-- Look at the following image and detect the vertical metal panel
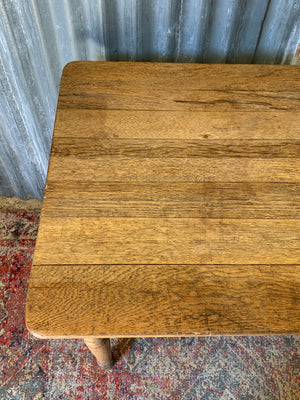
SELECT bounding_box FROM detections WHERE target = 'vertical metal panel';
[254,0,300,64]
[0,0,299,200]
[201,0,270,63]
[174,0,211,62]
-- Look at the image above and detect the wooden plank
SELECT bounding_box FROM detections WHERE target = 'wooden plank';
[58,90,299,112]
[33,218,300,265]
[60,62,300,93]
[43,182,300,219]
[26,264,300,338]
[51,138,300,158]
[47,157,300,182]
[54,110,300,140]
[26,63,300,339]
[57,63,300,111]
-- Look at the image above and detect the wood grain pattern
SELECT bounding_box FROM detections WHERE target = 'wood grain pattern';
[57,63,300,111]
[58,91,299,112]
[47,157,300,182]
[51,138,300,158]
[54,110,300,139]
[26,62,300,339]
[60,62,300,93]
[42,182,300,219]
[33,217,300,265]
[26,264,300,338]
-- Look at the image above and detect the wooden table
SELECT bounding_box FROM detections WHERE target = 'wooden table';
[26,62,300,370]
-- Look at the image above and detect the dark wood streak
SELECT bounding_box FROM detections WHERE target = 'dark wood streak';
[58,91,300,111]
[173,100,290,111]
[51,138,300,158]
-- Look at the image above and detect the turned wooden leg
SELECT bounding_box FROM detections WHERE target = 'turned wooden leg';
[84,338,113,370]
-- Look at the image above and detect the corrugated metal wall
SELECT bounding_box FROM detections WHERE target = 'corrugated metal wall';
[0,0,299,200]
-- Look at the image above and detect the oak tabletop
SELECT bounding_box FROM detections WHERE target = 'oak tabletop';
[26,62,300,338]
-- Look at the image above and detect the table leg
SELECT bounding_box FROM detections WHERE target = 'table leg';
[84,338,113,370]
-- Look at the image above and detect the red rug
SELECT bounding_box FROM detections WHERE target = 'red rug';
[0,210,299,399]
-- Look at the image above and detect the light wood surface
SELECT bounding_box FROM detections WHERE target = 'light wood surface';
[33,218,300,265]
[84,338,113,370]
[27,264,299,337]
[26,62,300,339]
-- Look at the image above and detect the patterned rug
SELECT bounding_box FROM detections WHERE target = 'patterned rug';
[0,210,299,400]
